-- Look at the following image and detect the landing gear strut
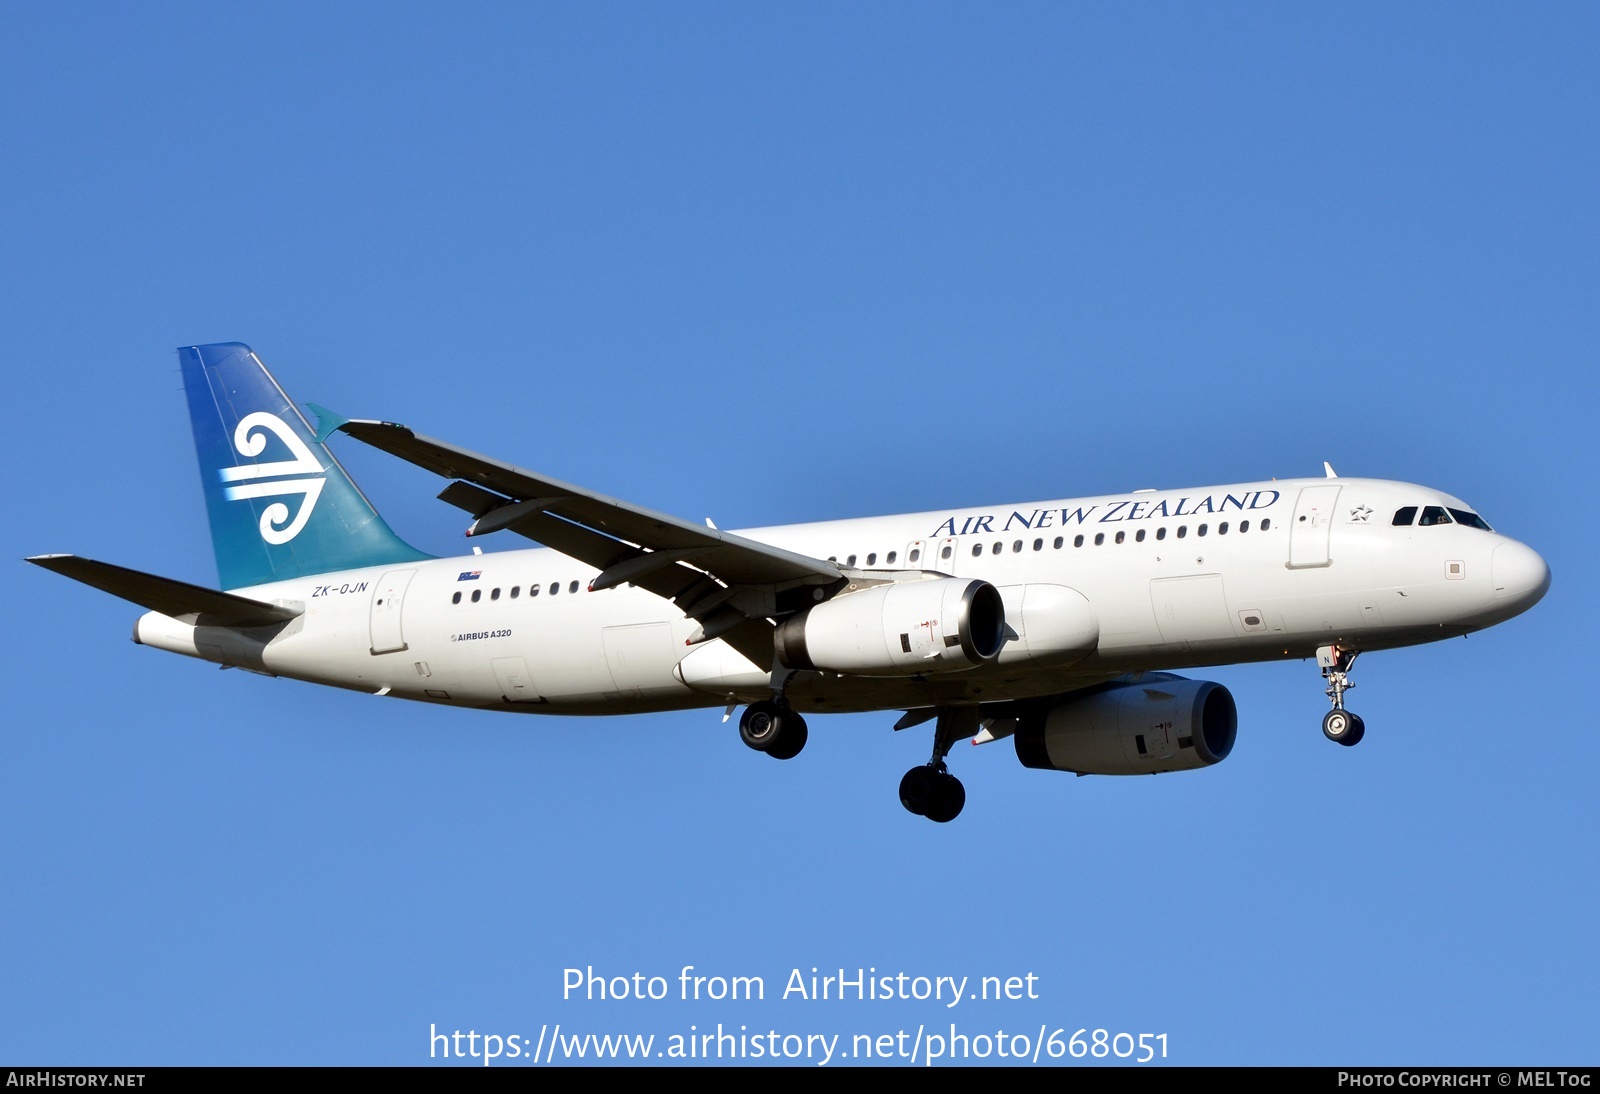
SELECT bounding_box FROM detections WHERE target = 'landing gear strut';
[899,707,977,823]
[1318,645,1365,747]
[739,699,808,760]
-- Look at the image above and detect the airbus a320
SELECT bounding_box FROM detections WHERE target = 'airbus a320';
[29,344,1551,822]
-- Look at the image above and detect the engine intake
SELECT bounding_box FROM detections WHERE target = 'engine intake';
[1014,675,1236,775]
[774,577,1005,676]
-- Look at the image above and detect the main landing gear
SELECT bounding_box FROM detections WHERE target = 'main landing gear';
[738,698,808,760]
[899,763,965,824]
[1318,644,1365,747]
[899,707,977,823]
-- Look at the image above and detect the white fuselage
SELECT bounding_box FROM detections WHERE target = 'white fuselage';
[132,477,1549,717]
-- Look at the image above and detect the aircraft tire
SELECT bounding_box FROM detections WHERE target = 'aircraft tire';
[766,716,808,760]
[924,774,966,824]
[739,700,784,752]
[1322,708,1364,746]
[1341,713,1366,747]
[899,765,938,816]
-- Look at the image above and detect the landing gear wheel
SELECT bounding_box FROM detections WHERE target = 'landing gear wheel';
[1323,708,1365,747]
[899,765,939,816]
[739,700,783,752]
[739,701,807,758]
[899,766,965,822]
[1341,713,1365,747]
[765,715,808,760]
[924,773,966,823]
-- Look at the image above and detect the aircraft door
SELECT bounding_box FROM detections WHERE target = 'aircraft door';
[931,537,959,575]
[1288,486,1342,569]
[369,569,417,654]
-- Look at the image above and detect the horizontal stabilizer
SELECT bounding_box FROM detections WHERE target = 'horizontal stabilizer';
[26,555,303,628]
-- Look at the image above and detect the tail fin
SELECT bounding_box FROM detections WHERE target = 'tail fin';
[179,342,432,590]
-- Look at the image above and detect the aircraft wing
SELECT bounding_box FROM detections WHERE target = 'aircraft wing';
[320,413,845,663]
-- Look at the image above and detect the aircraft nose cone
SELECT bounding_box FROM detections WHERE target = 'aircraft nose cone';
[1492,540,1551,610]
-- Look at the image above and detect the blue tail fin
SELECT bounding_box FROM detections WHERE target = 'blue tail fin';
[179,342,432,590]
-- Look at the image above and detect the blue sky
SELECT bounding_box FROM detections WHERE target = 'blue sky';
[2,3,1595,1066]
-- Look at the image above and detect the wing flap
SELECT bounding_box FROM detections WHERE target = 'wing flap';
[435,482,714,606]
[27,555,302,628]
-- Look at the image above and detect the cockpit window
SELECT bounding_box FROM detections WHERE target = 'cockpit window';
[1418,506,1453,527]
[1392,506,1417,526]
[1447,508,1493,531]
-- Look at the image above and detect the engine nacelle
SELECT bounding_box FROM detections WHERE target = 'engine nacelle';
[774,577,1005,676]
[1014,674,1236,775]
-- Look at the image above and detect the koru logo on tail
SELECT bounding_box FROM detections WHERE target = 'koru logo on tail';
[218,412,325,544]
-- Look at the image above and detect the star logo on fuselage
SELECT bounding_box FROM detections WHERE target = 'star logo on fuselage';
[1349,505,1373,523]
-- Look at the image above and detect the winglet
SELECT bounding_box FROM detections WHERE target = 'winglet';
[306,402,351,444]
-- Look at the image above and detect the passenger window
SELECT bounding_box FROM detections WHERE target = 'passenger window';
[1073,534,1084,547]
[971,544,983,557]
[570,580,580,593]
[1033,538,1043,552]
[530,584,540,597]
[1260,519,1271,531]
[1240,520,1250,533]
[1177,526,1187,539]
[940,545,952,560]
[452,591,461,605]
[827,555,837,563]
[1418,506,1452,526]
[549,583,559,595]
[471,589,482,603]
[1115,531,1125,544]
[908,549,920,562]
[1094,533,1105,546]
[1012,540,1023,553]
[1136,529,1146,542]
[887,551,898,564]
[992,542,1002,555]
[1393,506,1418,526]
[1218,522,1229,534]
[1197,524,1208,537]
[510,586,520,599]
[1156,527,1167,541]
[491,587,501,600]
[866,553,877,566]
[847,554,857,566]
[1053,536,1063,549]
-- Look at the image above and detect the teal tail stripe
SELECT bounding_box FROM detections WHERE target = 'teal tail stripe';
[179,343,433,590]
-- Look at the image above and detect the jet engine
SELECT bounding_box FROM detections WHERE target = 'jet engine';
[1013,674,1236,775]
[774,577,1005,676]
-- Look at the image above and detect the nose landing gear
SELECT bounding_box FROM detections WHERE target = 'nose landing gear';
[899,707,978,823]
[1318,645,1365,747]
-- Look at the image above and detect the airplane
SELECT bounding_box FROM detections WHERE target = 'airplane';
[28,343,1551,823]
